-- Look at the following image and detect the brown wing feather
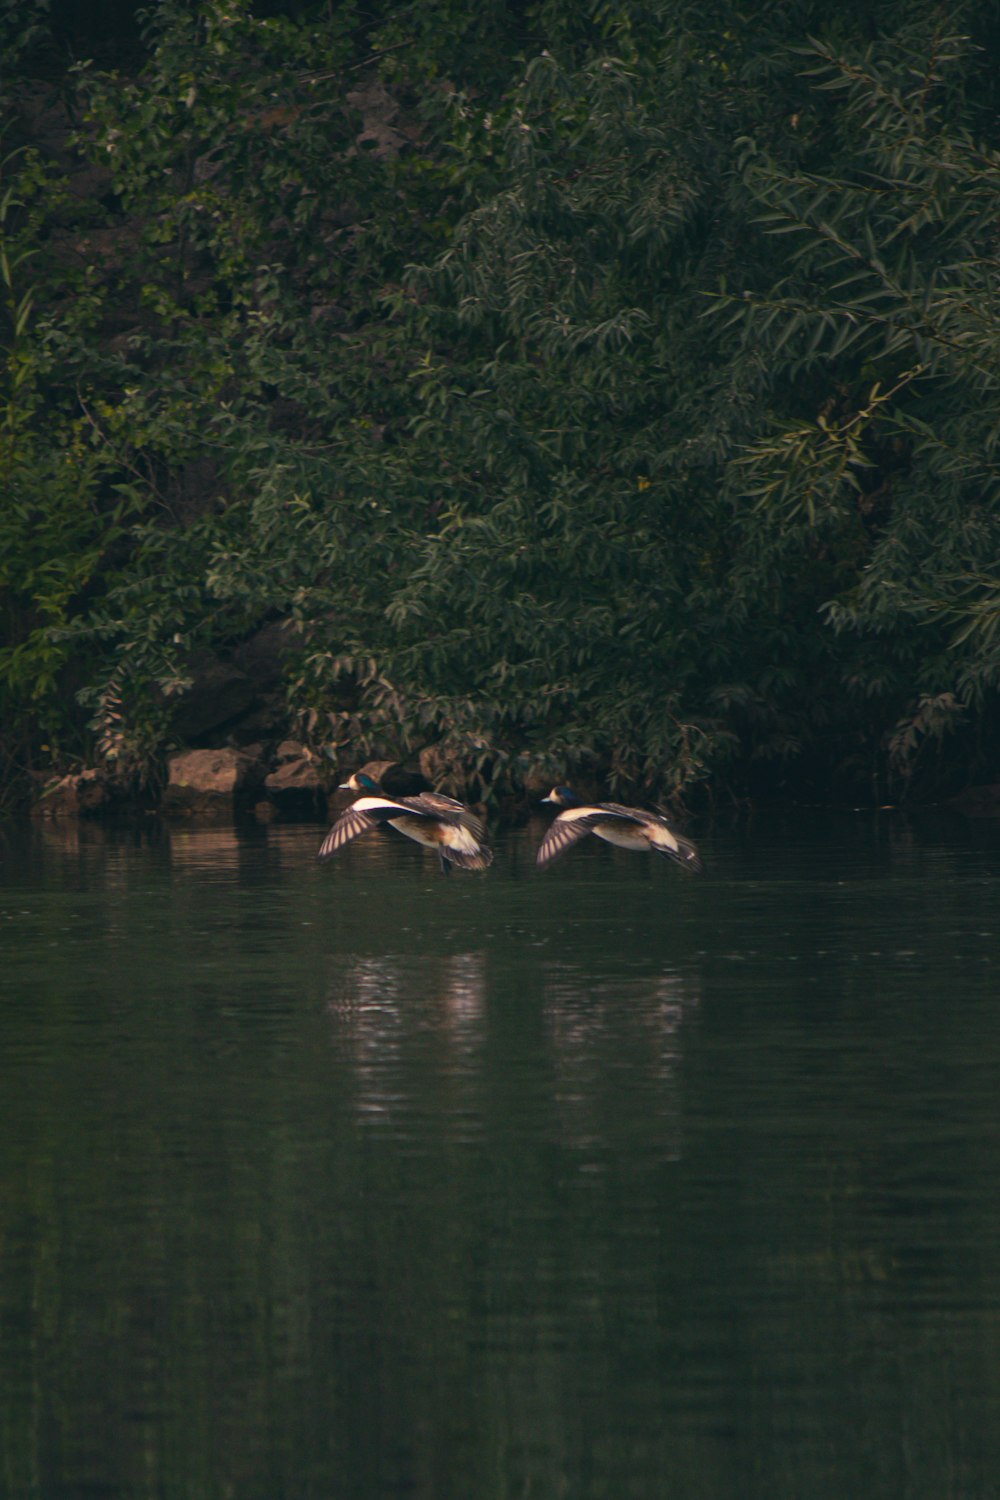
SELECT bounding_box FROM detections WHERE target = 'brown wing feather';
[317,803,383,859]
[409,791,465,812]
[599,804,644,828]
[535,807,613,868]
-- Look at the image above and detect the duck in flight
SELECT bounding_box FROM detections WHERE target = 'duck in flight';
[536,786,703,874]
[318,771,493,874]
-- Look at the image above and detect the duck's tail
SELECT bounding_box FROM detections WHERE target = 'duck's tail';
[656,832,703,875]
[442,846,494,871]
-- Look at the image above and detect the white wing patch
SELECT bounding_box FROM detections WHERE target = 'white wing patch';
[351,795,406,815]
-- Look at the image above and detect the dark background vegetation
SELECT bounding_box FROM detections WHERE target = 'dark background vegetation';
[3,0,1000,810]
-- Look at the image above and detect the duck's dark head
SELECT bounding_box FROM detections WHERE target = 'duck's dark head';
[339,771,381,793]
[541,785,578,807]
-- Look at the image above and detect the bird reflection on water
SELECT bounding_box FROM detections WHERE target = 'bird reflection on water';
[324,943,699,1160]
[326,952,489,1125]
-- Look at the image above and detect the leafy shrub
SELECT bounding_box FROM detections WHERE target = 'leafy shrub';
[3,0,1000,807]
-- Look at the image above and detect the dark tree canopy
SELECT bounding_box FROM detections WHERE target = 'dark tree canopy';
[3,0,1000,808]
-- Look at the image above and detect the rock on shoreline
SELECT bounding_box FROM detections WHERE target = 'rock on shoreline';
[25,745,438,822]
[161,747,267,818]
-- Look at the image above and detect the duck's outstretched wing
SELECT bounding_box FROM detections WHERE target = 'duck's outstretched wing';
[317,795,405,859]
[535,805,627,868]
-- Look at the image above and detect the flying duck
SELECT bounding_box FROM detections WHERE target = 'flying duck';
[318,771,493,874]
[536,786,704,873]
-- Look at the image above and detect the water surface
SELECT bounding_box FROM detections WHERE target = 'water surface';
[3,810,1000,1498]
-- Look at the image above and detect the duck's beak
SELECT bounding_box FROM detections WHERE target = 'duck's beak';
[338,780,353,790]
[540,795,553,804]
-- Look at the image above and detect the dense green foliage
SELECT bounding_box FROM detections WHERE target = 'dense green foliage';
[3,0,1000,806]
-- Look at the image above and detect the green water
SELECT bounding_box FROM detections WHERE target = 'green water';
[3,810,1000,1499]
